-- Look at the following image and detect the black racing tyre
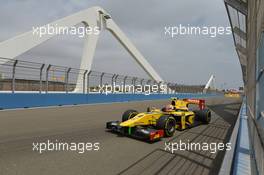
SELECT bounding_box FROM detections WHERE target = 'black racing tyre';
[122,109,139,122]
[194,109,211,124]
[156,115,176,137]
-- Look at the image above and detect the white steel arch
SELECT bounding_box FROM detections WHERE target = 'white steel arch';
[203,75,215,93]
[0,6,163,93]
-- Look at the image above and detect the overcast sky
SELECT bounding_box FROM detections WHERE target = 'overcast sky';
[0,0,243,89]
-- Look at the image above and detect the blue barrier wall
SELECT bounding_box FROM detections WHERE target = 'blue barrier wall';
[0,93,220,110]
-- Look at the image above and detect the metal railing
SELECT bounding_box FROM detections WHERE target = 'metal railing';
[0,57,208,94]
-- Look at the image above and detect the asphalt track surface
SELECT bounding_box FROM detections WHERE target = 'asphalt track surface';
[0,97,241,175]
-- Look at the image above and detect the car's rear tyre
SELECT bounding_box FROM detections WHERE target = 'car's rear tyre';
[194,109,211,124]
[122,109,139,122]
[156,115,176,137]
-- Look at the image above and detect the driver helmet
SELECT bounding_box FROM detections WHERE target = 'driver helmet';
[164,104,174,111]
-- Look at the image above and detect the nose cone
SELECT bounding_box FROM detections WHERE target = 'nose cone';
[120,119,135,127]
[120,121,129,127]
[119,113,144,127]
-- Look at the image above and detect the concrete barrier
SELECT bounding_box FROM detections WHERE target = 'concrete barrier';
[0,93,221,110]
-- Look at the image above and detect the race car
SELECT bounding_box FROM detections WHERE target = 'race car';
[106,98,211,142]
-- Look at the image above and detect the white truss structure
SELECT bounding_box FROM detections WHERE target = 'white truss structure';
[0,6,163,93]
[203,75,215,93]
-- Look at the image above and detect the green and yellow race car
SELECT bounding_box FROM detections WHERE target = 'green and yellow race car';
[106,98,211,142]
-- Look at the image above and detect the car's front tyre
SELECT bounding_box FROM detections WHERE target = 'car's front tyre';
[156,115,176,137]
[122,109,139,122]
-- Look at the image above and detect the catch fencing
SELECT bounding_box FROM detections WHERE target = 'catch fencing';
[0,57,208,94]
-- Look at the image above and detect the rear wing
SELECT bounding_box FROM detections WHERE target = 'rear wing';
[182,99,205,110]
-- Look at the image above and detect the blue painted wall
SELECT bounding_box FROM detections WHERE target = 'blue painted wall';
[0,93,220,110]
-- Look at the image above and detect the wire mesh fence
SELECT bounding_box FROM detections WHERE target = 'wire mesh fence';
[0,57,208,94]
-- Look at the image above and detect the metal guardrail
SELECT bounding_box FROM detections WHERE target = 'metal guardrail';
[232,101,251,175]
[219,100,243,175]
[0,57,209,94]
